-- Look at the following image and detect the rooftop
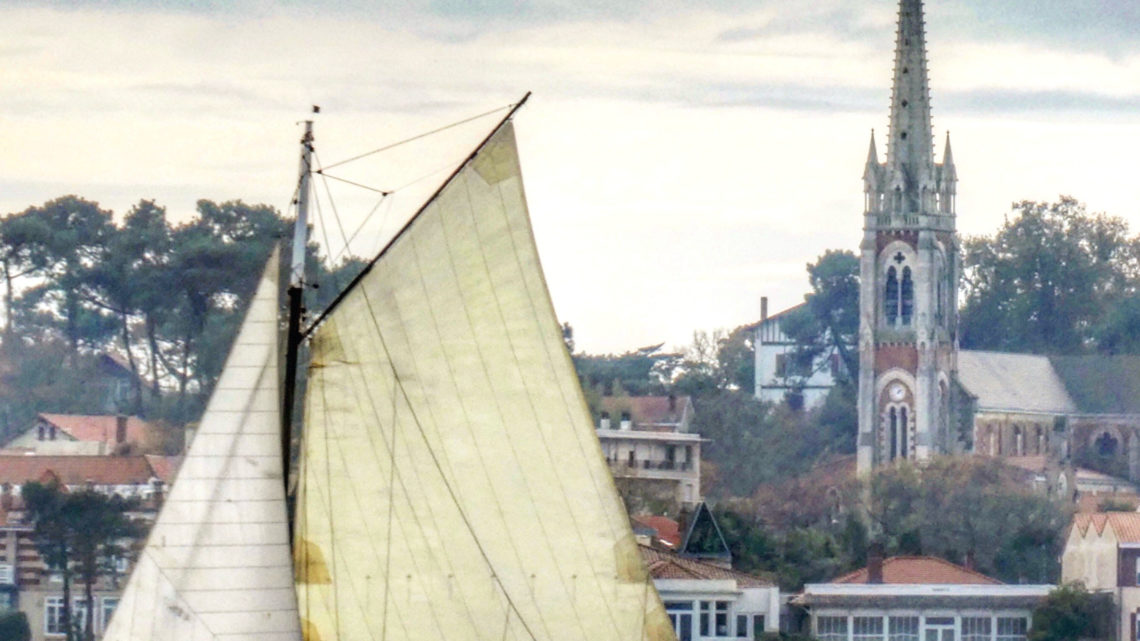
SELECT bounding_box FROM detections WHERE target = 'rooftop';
[958,350,1076,414]
[37,413,154,446]
[640,545,773,587]
[1071,512,1140,543]
[0,455,158,487]
[830,556,1002,585]
[599,395,693,431]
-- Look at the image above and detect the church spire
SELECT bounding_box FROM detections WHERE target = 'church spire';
[886,0,935,206]
[863,129,880,182]
[941,131,956,180]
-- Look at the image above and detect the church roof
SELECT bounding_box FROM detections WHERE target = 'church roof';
[830,556,1002,585]
[958,350,1076,414]
[1049,355,1140,414]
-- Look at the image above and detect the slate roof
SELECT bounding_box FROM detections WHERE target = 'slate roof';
[599,396,692,430]
[957,350,1076,414]
[38,413,153,445]
[0,455,157,486]
[640,545,773,587]
[1071,512,1140,543]
[830,556,1002,585]
[1050,355,1140,414]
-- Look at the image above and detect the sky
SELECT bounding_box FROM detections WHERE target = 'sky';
[3,0,1140,354]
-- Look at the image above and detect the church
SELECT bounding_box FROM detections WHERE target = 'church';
[854,0,962,475]
[754,0,1140,494]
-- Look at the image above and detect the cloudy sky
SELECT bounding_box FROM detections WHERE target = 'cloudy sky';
[3,0,1140,354]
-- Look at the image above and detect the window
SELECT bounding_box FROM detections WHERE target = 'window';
[1135,557,1140,586]
[0,564,12,584]
[961,617,991,641]
[715,601,730,637]
[73,598,89,636]
[700,601,711,636]
[666,602,694,641]
[738,615,748,638]
[854,616,885,641]
[753,615,766,639]
[0,591,12,612]
[819,616,849,641]
[996,618,1027,641]
[45,596,65,636]
[889,616,919,641]
[900,267,913,325]
[101,597,120,633]
[883,260,914,327]
[886,267,899,324]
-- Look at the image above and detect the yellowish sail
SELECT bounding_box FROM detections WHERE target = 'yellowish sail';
[295,120,674,641]
[104,252,301,641]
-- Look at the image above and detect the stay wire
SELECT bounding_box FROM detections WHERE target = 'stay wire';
[319,103,513,171]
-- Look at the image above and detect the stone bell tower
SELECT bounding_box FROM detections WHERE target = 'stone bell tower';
[856,0,960,474]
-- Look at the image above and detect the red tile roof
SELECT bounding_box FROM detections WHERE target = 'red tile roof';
[39,414,152,446]
[0,455,157,486]
[144,455,182,484]
[639,545,773,587]
[632,515,682,548]
[831,556,1002,585]
[1071,512,1140,543]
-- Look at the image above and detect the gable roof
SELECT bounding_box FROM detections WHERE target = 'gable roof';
[958,350,1076,414]
[1050,355,1140,414]
[830,556,1002,585]
[640,545,773,587]
[37,413,152,446]
[1071,512,1140,543]
[0,455,157,486]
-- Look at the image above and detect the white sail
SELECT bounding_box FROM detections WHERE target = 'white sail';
[104,252,301,641]
[294,120,675,641]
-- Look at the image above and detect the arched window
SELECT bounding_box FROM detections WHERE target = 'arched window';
[1014,426,1024,456]
[1095,432,1119,457]
[899,407,908,458]
[885,267,899,324]
[889,408,898,460]
[900,267,914,325]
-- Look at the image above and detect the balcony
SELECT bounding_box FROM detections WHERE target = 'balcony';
[608,458,697,481]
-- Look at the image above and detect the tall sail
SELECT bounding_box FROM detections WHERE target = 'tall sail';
[104,252,301,641]
[295,119,674,641]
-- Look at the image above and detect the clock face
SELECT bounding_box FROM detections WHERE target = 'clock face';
[889,383,906,401]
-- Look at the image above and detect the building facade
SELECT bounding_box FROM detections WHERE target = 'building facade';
[798,557,1049,641]
[855,0,962,475]
[1062,512,1140,641]
[753,300,845,409]
[597,395,702,509]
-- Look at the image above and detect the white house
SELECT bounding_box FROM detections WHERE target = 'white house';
[752,300,845,409]
[1061,511,1140,641]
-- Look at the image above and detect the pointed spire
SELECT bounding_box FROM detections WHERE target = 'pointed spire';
[863,129,880,183]
[941,130,956,180]
[886,0,935,207]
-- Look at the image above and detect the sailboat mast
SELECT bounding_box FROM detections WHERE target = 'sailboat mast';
[282,115,314,504]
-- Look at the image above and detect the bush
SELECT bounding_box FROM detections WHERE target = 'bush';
[0,611,31,641]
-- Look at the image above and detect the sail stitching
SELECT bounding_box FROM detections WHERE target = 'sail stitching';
[458,173,625,640]
[341,228,542,641]
[354,255,532,641]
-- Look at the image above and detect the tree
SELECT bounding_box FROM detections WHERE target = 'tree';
[1029,582,1114,641]
[66,490,136,641]
[961,197,1140,354]
[23,479,76,641]
[780,250,860,388]
[0,611,30,641]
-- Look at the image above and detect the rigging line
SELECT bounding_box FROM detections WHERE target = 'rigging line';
[330,326,484,641]
[330,322,475,641]
[320,103,514,171]
[448,178,596,641]
[400,219,557,641]
[316,367,344,641]
[486,166,637,608]
[314,170,392,196]
[352,263,540,641]
[301,91,531,340]
[328,191,390,268]
[311,190,340,298]
[313,151,355,262]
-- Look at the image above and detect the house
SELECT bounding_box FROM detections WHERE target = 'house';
[597,395,702,509]
[643,545,780,641]
[752,299,845,409]
[3,414,155,456]
[0,455,172,641]
[1061,511,1140,641]
[797,555,1051,641]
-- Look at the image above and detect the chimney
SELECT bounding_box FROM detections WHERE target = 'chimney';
[116,415,128,445]
[761,296,769,322]
[151,479,165,508]
[620,411,632,431]
[867,543,884,584]
[599,412,611,431]
[964,550,976,571]
[668,394,677,412]
[0,484,11,511]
